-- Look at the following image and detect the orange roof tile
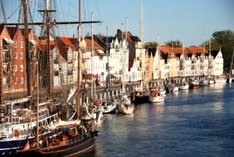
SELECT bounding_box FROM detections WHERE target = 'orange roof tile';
[186,46,208,54]
[85,38,104,51]
[160,45,172,54]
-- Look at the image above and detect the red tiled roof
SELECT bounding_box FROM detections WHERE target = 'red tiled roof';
[159,45,208,56]
[38,39,56,47]
[160,45,172,54]
[186,46,208,54]
[85,38,104,51]
[57,36,76,51]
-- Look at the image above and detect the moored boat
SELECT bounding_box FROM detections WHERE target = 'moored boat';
[0,99,60,157]
[131,87,149,104]
[117,93,134,115]
[100,98,117,114]
[178,82,189,90]
[189,79,199,89]
[199,79,209,86]
[148,87,164,103]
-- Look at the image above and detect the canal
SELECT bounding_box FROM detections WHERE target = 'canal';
[81,83,234,157]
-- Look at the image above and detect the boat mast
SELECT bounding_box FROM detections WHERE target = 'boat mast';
[45,0,53,99]
[140,0,145,88]
[106,26,110,89]
[77,0,82,119]
[22,0,32,98]
[91,12,94,99]
[36,58,40,149]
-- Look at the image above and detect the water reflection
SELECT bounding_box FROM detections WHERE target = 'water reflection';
[212,102,223,113]
[80,83,234,157]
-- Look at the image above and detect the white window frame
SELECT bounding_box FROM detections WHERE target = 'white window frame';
[20,65,24,72]
[20,77,24,84]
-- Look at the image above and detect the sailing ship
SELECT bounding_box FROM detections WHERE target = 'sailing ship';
[0,0,62,156]
[0,0,99,156]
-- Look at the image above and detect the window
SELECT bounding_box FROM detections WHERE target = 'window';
[14,77,18,84]
[14,65,17,72]
[20,77,24,84]
[20,41,24,48]
[20,65,24,72]
[14,41,17,48]
[20,52,23,59]
[14,52,17,59]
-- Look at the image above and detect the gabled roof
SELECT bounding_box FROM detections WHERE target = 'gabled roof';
[55,36,77,61]
[160,45,172,54]
[186,46,208,54]
[173,47,184,54]
[56,36,76,51]
[84,38,104,51]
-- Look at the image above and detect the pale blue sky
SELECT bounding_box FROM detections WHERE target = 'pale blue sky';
[2,0,234,46]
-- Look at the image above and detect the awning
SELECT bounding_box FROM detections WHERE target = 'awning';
[3,38,13,44]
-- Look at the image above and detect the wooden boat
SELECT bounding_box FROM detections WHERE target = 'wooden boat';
[0,98,61,156]
[16,118,96,157]
[0,1,65,155]
[16,0,99,156]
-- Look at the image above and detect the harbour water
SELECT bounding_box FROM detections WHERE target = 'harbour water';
[82,83,234,157]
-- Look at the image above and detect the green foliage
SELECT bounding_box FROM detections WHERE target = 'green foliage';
[165,40,182,47]
[201,39,220,51]
[211,29,234,68]
[145,41,158,48]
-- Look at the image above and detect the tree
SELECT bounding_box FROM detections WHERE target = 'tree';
[211,29,234,70]
[145,41,158,48]
[201,39,220,52]
[165,40,182,47]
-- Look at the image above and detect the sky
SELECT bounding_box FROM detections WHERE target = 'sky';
[2,0,234,46]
